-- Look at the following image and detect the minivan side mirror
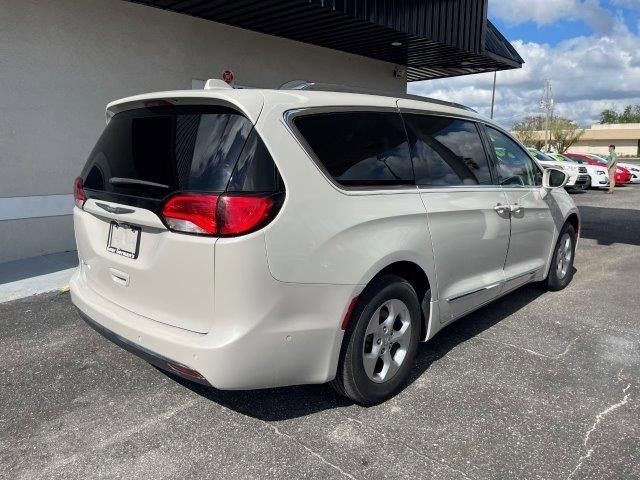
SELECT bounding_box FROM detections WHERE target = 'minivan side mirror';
[542,168,568,190]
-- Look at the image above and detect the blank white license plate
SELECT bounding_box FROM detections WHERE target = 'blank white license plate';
[107,222,141,259]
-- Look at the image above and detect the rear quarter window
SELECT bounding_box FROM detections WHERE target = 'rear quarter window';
[226,130,284,193]
[292,111,414,187]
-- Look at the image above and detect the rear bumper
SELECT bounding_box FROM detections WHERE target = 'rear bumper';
[70,270,356,390]
[616,174,632,184]
[570,175,590,189]
[78,308,211,386]
[593,175,609,186]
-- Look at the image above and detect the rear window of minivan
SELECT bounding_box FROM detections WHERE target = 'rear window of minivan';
[82,105,282,206]
[293,111,413,187]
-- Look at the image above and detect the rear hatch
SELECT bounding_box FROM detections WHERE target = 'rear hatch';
[75,101,282,333]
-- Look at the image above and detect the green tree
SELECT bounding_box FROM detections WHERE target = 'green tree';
[599,109,619,124]
[599,104,640,124]
[551,118,584,153]
[512,115,545,149]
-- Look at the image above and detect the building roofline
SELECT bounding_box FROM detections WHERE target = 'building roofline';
[125,0,523,82]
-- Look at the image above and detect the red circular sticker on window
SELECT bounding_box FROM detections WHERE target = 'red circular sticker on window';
[222,69,234,84]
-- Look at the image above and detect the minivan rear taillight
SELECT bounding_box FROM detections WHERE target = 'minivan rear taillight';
[161,193,277,236]
[162,194,219,234]
[217,194,275,235]
[74,177,86,209]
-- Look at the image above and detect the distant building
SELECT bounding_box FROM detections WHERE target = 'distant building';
[519,124,640,156]
[568,124,640,156]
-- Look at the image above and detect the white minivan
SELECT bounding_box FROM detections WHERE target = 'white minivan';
[71,82,579,404]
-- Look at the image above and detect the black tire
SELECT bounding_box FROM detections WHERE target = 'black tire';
[544,223,577,291]
[331,275,421,405]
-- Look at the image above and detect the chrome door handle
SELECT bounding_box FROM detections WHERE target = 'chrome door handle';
[510,204,524,214]
[494,204,508,214]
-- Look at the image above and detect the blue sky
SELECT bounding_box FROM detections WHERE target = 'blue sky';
[490,18,594,46]
[409,0,640,127]
[491,0,640,45]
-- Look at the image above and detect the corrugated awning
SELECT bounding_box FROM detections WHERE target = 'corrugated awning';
[126,0,523,82]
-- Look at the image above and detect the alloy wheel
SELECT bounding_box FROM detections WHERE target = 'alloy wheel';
[556,233,573,279]
[362,299,412,383]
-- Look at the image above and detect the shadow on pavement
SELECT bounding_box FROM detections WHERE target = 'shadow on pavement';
[409,285,545,384]
[167,284,546,420]
[166,371,352,420]
[578,205,640,246]
[0,251,77,285]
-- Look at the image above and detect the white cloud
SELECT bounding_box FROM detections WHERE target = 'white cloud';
[611,0,640,7]
[408,27,640,128]
[489,0,615,33]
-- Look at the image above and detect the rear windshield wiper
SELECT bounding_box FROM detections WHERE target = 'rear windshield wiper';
[109,177,170,189]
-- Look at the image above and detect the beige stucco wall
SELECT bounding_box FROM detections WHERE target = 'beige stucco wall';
[568,139,639,156]
[0,0,406,263]
[519,124,640,157]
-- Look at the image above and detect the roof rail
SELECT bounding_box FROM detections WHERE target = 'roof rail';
[278,80,477,113]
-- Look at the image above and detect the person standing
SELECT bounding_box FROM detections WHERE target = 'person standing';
[605,144,618,194]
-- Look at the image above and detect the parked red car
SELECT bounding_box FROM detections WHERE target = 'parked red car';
[565,153,632,185]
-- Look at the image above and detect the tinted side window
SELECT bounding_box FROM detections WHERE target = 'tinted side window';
[293,111,413,187]
[226,130,284,193]
[404,114,492,186]
[485,127,541,187]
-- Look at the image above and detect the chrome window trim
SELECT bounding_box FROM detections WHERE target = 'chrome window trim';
[499,186,544,193]
[416,185,506,193]
[397,107,483,124]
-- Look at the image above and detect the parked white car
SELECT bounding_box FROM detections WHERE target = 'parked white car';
[527,148,590,190]
[548,153,609,189]
[587,154,640,183]
[70,82,580,404]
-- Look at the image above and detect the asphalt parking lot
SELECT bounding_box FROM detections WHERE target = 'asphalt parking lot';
[2,180,639,480]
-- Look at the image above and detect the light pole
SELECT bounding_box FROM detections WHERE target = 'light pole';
[540,79,554,151]
[490,71,497,119]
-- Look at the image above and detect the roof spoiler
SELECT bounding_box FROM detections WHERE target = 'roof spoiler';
[204,79,233,90]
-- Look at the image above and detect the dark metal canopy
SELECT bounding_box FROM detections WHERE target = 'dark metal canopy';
[127,0,523,82]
